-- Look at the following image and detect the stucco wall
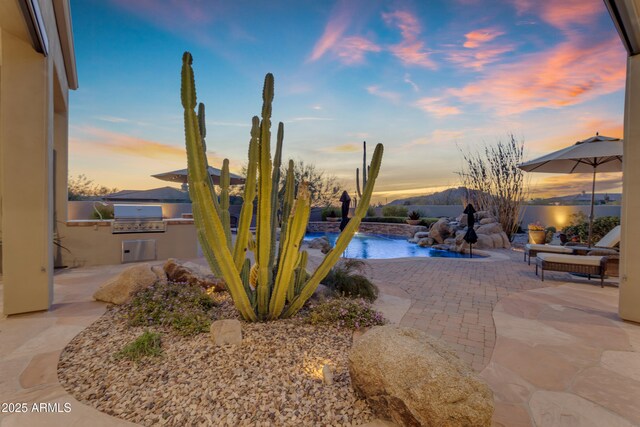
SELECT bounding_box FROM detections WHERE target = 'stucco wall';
[307,221,428,238]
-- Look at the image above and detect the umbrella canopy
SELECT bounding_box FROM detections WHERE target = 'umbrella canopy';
[152,166,245,186]
[518,134,623,246]
[518,134,622,173]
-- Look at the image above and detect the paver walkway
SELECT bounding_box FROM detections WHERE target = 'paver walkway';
[362,249,589,371]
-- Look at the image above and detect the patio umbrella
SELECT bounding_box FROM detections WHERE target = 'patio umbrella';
[339,190,351,232]
[463,203,478,258]
[152,166,245,190]
[518,133,623,246]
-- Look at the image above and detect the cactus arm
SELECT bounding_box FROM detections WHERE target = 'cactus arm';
[255,73,275,318]
[356,167,362,198]
[268,122,284,272]
[276,159,295,267]
[282,143,383,318]
[181,52,256,322]
[294,250,308,296]
[220,159,232,249]
[362,140,367,188]
[233,117,260,270]
[197,103,206,142]
[269,183,311,319]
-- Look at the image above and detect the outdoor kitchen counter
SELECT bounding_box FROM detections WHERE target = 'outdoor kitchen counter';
[65,219,195,226]
[59,220,198,268]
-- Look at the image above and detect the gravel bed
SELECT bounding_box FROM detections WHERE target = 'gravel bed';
[58,295,374,426]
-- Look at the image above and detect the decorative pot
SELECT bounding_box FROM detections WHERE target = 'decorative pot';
[528,230,546,244]
[406,219,421,225]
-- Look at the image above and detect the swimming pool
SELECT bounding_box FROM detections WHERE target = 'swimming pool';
[304,232,478,260]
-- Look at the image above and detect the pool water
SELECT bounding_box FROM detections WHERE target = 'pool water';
[304,232,480,260]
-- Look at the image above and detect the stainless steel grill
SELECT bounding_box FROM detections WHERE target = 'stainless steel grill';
[112,204,166,234]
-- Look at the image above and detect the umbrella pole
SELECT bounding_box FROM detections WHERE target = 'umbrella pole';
[588,166,597,248]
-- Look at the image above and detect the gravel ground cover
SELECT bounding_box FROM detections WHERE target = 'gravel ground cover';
[58,293,375,426]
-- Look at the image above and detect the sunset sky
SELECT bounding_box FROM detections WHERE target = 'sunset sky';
[69,0,627,203]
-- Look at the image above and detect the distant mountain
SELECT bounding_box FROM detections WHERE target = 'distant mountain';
[389,187,475,206]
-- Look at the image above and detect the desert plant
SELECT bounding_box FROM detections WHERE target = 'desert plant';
[321,206,340,220]
[528,222,545,231]
[408,210,421,220]
[457,134,529,239]
[382,205,408,217]
[544,226,556,243]
[115,331,163,362]
[366,206,376,217]
[181,53,383,321]
[307,297,386,329]
[90,204,114,220]
[356,141,370,201]
[127,281,217,336]
[562,215,619,244]
[321,259,378,302]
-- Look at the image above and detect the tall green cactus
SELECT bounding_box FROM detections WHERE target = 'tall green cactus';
[356,140,370,200]
[181,52,383,321]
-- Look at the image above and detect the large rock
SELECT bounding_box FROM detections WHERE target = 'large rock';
[93,263,157,305]
[414,231,430,239]
[479,217,496,225]
[349,326,493,426]
[210,319,242,346]
[429,218,451,244]
[417,237,434,247]
[475,234,494,249]
[151,265,168,286]
[307,236,331,254]
[490,233,504,248]
[476,223,502,235]
[163,259,226,291]
[500,231,511,249]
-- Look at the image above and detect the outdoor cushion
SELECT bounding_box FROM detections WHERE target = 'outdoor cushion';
[596,225,621,248]
[525,244,574,254]
[536,253,604,267]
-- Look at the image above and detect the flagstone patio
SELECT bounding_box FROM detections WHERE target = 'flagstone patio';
[0,249,636,426]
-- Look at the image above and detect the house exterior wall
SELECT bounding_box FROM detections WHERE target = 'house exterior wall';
[619,52,640,322]
[0,0,75,315]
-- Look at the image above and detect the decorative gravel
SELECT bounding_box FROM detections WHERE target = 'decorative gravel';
[58,294,375,426]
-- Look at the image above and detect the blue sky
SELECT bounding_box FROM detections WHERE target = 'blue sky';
[69,0,627,202]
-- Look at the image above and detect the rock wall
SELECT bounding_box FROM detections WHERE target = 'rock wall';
[307,221,428,238]
[409,211,511,252]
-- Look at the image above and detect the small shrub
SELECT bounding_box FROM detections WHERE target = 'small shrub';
[366,206,376,217]
[544,226,556,244]
[382,205,408,217]
[321,206,340,220]
[307,297,387,329]
[90,204,114,220]
[562,215,619,244]
[115,331,162,361]
[408,210,421,220]
[322,259,378,301]
[126,281,218,336]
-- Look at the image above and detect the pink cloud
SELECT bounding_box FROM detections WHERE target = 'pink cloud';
[70,126,223,163]
[414,97,461,117]
[463,28,505,48]
[335,36,382,64]
[448,45,514,70]
[309,8,352,62]
[382,10,436,68]
[448,36,626,115]
[511,0,603,30]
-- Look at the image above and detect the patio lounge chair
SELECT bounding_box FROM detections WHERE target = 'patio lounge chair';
[524,225,621,264]
[535,252,617,287]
